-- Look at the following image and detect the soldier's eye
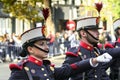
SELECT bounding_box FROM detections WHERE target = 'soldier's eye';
[39,42,45,46]
[37,41,49,46]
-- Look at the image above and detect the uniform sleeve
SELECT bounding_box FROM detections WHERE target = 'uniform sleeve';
[8,69,28,80]
[54,59,93,80]
[101,47,120,58]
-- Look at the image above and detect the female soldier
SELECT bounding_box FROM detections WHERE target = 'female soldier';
[8,27,112,80]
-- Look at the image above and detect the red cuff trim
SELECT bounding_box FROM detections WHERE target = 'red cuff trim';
[70,64,78,70]
[66,52,78,57]
[104,43,114,48]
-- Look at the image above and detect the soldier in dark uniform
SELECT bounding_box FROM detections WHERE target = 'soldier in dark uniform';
[62,17,120,80]
[104,18,120,80]
[8,27,112,80]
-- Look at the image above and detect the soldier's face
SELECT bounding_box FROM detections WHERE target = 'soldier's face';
[86,29,99,44]
[28,40,49,60]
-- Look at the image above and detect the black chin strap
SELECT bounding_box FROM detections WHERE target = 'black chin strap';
[84,29,99,41]
[33,45,49,53]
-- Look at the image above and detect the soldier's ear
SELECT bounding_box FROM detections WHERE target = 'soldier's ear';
[80,30,86,37]
[27,46,34,54]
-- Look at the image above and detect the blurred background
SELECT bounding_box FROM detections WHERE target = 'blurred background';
[0,0,120,79]
[0,0,119,63]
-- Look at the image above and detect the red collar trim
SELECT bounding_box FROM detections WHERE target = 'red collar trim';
[28,56,43,66]
[80,41,93,51]
[117,38,120,43]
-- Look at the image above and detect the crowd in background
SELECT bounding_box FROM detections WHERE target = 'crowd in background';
[0,29,113,63]
[0,33,22,63]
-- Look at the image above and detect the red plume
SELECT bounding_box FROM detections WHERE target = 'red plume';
[42,8,49,21]
[95,2,103,14]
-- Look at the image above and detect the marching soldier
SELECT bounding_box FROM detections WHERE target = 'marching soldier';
[104,18,120,80]
[62,17,120,80]
[8,27,112,80]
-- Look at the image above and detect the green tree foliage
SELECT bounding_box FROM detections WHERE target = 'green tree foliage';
[107,0,120,20]
[0,0,44,22]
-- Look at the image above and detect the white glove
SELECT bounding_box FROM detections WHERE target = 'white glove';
[96,53,112,62]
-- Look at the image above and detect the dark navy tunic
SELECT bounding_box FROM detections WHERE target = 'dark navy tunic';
[63,41,120,80]
[104,38,120,80]
[9,55,94,80]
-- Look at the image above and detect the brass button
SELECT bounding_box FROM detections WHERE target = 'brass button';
[41,68,44,71]
[95,75,97,78]
[31,69,35,74]
[46,79,49,80]
[44,74,47,76]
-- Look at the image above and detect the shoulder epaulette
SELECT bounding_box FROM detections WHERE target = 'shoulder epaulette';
[9,59,28,70]
[104,43,114,48]
[66,47,80,57]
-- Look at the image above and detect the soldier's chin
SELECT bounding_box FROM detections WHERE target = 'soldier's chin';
[43,54,48,59]
[95,41,99,44]
[44,50,49,53]
[44,55,48,58]
[91,40,99,46]
[93,39,99,43]
[94,37,99,41]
